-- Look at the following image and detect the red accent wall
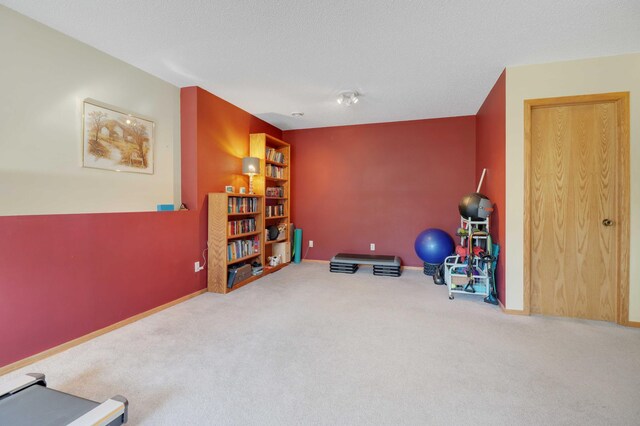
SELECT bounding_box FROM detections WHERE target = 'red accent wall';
[475,70,506,305]
[0,211,201,367]
[283,116,477,266]
[0,86,281,369]
[181,87,282,253]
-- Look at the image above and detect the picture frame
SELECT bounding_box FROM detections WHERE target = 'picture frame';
[239,187,247,194]
[82,99,154,174]
[225,185,234,193]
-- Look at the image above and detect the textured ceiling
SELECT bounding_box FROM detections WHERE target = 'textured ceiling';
[1,1,639,130]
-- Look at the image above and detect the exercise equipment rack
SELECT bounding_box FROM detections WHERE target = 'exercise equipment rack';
[444,216,491,300]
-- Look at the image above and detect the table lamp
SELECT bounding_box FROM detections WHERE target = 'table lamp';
[242,157,260,194]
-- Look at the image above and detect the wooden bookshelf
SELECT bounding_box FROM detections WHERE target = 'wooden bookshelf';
[207,193,264,294]
[250,133,291,266]
[206,134,291,294]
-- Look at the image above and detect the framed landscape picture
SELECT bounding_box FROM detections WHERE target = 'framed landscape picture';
[82,99,154,174]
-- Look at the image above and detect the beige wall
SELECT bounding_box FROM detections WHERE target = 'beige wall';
[505,53,640,321]
[0,6,181,216]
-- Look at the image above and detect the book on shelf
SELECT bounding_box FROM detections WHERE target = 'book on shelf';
[266,186,285,197]
[227,235,260,261]
[265,147,286,164]
[265,164,285,179]
[266,204,285,218]
[227,197,259,214]
[228,217,257,235]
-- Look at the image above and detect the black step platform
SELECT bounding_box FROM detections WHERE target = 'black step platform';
[373,265,402,277]
[330,253,402,277]
[329,263,359,274]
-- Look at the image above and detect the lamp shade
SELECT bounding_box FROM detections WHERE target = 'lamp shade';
[242,157,260,175]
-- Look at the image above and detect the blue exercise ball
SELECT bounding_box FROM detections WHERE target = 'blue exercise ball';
[414,228,454,264]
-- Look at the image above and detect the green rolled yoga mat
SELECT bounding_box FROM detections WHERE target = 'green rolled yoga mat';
[294,229,302,263]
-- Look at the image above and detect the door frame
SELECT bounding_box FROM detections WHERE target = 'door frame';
[523,92,630,325]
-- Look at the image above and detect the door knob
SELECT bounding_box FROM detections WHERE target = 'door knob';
[602,219,614,227]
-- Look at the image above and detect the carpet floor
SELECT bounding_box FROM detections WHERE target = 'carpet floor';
[1,262,639,425]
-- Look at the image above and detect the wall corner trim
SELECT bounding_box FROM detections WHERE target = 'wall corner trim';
[499,299,530,316]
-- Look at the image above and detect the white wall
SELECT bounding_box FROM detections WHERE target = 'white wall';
[505,53,640,321]
[0,6,181,216]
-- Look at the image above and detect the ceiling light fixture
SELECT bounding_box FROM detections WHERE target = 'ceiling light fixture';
[291,112,304,117]
[337,91,359,106]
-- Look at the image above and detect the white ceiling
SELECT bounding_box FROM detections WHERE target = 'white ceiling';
[2,1,639,130]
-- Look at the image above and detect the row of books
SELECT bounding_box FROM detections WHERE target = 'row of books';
[266,148,286,164]
[266,186,285,197]
[228,218,256,235]
[228,197,259,214]
[227,236,260,262]
[266,204,285,217]
[266,164,285,179]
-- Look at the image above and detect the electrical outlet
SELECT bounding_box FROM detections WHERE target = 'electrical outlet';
[309,240,314,248]
[370,243,375,251]
[194,261,201,272]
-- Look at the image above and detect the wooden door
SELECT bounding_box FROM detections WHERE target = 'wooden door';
[525,93,629,323]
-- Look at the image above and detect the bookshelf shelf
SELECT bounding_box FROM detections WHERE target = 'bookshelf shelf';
[265,238,287,245]
[266,159,288,167]
[228,212,261,217]
[250,133,291,267]
[228,274,262,291]
[227,252,261,265]
[264,263,287,274]
[228,230,261,239]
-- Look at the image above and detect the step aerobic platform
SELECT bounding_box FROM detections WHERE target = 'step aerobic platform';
[330,263,359,274]
[330,253,402,277]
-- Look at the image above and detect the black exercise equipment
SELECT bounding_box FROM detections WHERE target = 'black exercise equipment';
[432,263,446,285]
[0,373,128,426]
[423,262,439,276]
[458,192,493,220]
[330,253,402,277]
[480,245,500,305]
[330,263,359,274]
